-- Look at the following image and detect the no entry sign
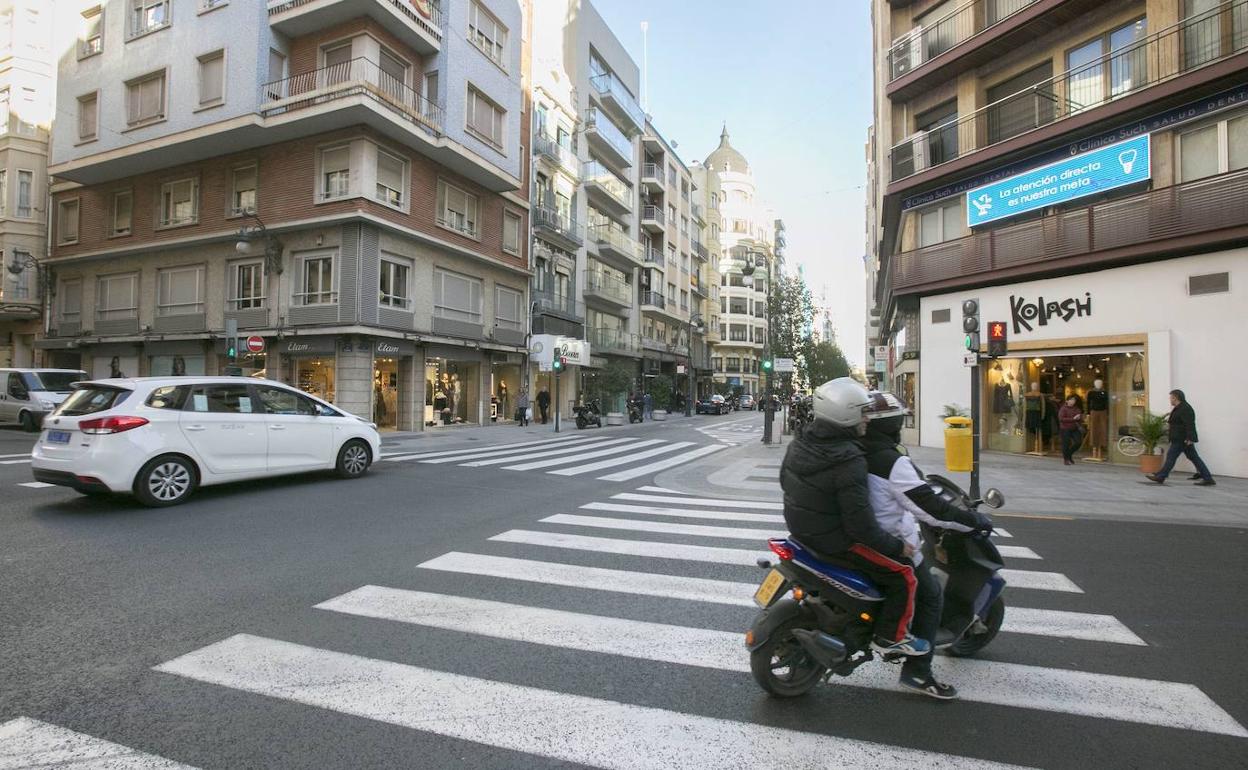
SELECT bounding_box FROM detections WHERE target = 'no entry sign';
[246,335,265,354]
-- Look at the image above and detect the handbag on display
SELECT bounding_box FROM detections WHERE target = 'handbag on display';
[1131,357,1145,392]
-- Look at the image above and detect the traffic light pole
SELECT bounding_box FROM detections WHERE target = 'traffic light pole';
[554,367,560,433]
[970,359,981,500]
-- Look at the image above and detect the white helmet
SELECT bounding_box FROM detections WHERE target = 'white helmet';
[811,377,872,428]
[865,391,910,420]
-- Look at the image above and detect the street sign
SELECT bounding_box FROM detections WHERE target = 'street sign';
[773,357,795,373]
[246,335,265,354]
[963,352,978,367]
[676,364,686,374]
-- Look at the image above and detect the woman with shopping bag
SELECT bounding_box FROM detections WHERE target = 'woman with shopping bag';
[516,389,531,427]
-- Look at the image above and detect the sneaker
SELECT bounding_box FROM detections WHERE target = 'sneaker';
[1145,474,1165,484]
[899,672,959,700]
[1195,479,1217,486]
[872,634,930,656]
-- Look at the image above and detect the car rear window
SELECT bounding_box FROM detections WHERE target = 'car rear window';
[25,371,88,392]
[146,385,191,410]
[56,386,132,416]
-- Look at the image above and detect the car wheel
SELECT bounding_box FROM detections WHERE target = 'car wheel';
[336,439,371,479]
[19,411,38,432]
[134,455,197,507]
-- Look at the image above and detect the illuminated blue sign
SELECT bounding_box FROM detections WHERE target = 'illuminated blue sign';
[965,135,1151,228]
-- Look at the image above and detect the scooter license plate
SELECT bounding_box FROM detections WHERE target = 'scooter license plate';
[753,569,788,608]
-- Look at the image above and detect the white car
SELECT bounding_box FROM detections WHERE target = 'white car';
[31,377,381,507]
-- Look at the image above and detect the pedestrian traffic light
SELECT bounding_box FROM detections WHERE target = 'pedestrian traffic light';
[961,298,980,353]
[761,359,773,373]
[987,321,1008,358]
[553,356,565,373]
[225,319,238,363]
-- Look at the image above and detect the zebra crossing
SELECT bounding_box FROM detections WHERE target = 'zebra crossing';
[696,419,765,445]
[6,487,1244,768]
[381,433,727,481]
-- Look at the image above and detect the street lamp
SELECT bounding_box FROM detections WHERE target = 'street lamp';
[234,211,284,274]
[684,312,705,417]
[732,247,776,444]
[4,251,52,309]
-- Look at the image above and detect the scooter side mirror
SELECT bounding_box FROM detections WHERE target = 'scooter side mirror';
[982,488,1006,509]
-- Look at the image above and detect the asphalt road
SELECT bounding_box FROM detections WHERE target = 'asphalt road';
[1,416,1245,769]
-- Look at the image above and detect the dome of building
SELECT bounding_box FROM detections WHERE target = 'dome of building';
[705,124,750,175]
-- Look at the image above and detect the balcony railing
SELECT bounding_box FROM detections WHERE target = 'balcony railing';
[534,133,580,177]
[267,0,443,42]
[691,240,708,260]
[589,223,641,261]
[641,163,663,184]
[640,291,666,309]
[888,0,1037,81]
[532,290,584,319]
[643,247,664,265]
[891,1,1248,181]
[892,167,1248,291]
[590,71,646,130]
[532,205,584,246]
[258,57,444,137]
[584,106,634,162]
[583,270,633,305]
[583,161,633,210]
[588,327,639,354]
[641,205,665,226]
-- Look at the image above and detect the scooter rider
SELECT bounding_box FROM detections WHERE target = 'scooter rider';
[862,390,993,700]
[780,377,929,658]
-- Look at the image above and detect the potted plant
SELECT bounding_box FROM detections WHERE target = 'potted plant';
[1135,409,1169,474]
[650,374,674,421]
[600,363,633,426]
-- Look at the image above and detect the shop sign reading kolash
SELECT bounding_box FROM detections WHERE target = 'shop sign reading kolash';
[1010,292,1092,334]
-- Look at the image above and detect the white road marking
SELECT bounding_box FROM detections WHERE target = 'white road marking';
[490,529,767,567]
[611,491,784,510]
[634,486,687,494]
[542,513,779,541]
[582,501,785,524]
[993,528,1013,538]
[382,435,605,462]
[314,586,1240,737]
[499,439,665,470]
[0,459,31,465]
[0,717,196,769]
[154,634,1023,769]
[17,482,55,489]
[0,452,33,459]
[547,442,696,476]
[999,569,1083,593]
[596,444,727,481]
[995,545,1041,560]
[419,437,612,465]
[1003,607,1147,646]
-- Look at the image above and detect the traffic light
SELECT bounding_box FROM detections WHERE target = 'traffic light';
[987,321,1008,358]
[961,298,980,353]
[553,356,565,373]
[225,319,238,363]
[761,359,773,373]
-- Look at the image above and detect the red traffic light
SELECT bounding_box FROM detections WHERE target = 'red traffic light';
[987,321,1008,358]
[988,322,1007,340]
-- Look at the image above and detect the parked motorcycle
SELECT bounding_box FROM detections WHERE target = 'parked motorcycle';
[627,398,644,424]
[573,399,603,429]
[745,478,1006,697]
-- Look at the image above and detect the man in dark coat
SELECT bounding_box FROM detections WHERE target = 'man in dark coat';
[1148,389,1215,485]
[536,388,551,424]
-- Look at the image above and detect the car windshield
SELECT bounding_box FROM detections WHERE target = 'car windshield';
[24,371,87,392]
[56,386,131,416]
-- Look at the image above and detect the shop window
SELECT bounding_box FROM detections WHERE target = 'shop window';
[495,285,522,331]
[157,265,204,316]
[375,149,407,207]
[97,273,138,320]
[229,260,265,309]
[1178,111,1248,182]
[434,268,483,322]
[319,145,351,200]
[159,178,198,227]
[112,190,132,236]
[296,255,335,305]
[379,256,412,309]
[231,165,257,216]
[917,199,962,247]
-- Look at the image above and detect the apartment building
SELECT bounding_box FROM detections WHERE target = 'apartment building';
[705,125,776,397]
[43,0,529,431]
[0,0,56,368]
[690,159,722,396]
[868,0,1248,475]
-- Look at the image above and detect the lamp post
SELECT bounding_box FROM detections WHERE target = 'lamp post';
[683,312,704,417]
[4,251,52,324]
[736,248,775,445]
[233,211,284,275]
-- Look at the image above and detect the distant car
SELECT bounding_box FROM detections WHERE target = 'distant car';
[696,394,731,415]
[0,368,88,431]
[31,377,381,507]
[739,394,756,410]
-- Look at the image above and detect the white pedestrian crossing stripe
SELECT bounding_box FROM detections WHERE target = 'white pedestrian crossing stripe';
[17,481,55,489]
[0,717,196,769]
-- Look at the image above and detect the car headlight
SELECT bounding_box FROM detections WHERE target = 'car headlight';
[39,399,55,410]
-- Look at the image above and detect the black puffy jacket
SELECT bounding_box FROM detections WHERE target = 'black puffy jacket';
[780,421,905,559]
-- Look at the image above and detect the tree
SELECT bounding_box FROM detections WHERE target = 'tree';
[767,274,816,363]
[650,374,674,411]
[802,339,852,386]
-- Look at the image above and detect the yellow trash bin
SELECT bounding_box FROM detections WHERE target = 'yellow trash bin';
[944,416,973,472]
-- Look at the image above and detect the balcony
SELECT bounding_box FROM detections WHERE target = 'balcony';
[583,270,633,308]
[584,107,634,169]
[588,327,640,356]
[534,133,580,178]
[590,71,646,134]
[589,223,642,269]
[583,161,634,216]
[267,0,442,56]
[643,247,665,266]
[691,273,707,297]
[640,291,666,311]
[640,204,666,233]
[692,202,706,224]
[691,240,708,261]
[532,290,584,321]
[890,2,1248,185]
[532,205,584,250]
[890,167,1248,294]
[641,163,663,191]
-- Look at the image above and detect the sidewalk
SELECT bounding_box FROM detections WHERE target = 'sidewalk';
[379,412,699,451]
[656,437,1248,529]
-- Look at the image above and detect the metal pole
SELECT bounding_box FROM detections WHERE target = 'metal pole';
[970,360,981,499]
[762,269,775,445]
[554,369,560,433]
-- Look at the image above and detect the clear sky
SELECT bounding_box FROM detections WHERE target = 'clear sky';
[594,0,874,366]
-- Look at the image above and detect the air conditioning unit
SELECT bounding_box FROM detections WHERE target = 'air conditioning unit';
[891,27,924,76]
[911,129,930,173]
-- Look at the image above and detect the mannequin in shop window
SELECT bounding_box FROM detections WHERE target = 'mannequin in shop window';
[448,374,460,423]
[435,379,449,424]
[1086,379,1108,462]
[991,364,1015,435]
[1024,382,1047,455]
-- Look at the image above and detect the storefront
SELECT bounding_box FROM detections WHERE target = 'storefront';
[372,339,416,431]
[425,345,487,427]
[146,341,209,377]
[919,249,1246,477]
[490,352,524,423]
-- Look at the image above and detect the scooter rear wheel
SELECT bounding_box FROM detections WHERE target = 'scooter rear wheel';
[946,596,1005,657]
[749,618,827,697]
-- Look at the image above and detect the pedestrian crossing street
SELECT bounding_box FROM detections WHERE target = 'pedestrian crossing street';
[5,487,1243,768]
[381,433,727,481]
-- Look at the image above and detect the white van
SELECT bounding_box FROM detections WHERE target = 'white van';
[0,368,89,431]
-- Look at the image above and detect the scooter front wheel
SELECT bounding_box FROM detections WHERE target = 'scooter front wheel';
[575,416,587,429]
[946,596,1005,657]
[749,618,827,697]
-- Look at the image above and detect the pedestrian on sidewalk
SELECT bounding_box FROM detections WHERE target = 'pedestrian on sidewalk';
[1058,396,1083,465]
[643,391,653,420]
[1148,389,1215,486]
[516,389,531,427]
[537,388,551,424]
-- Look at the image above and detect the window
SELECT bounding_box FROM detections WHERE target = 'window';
[58,200,80,245]
[424,71,439,105]
[1183,0,1244,67]
[200,0,229,11]
[986,63,1053,144]
[77,93,98,141]
[80,7,103,57]
[502,210,522,255]
[197,50,225,107]
[112,191,132,236]
[97,273,138,320]
[10,251,30,299]
[255,386,318,416]
[126,70,166,125]
[59,279,82,324]
[466,86,505,150]
[187,384,255,414]
[918,199,962,247]
[379,256,411,309]
[322,42,352,85]
[157,266,204,316]
[231,165,257,216]
[1179,111,1248,182]
[159,178,198,227]
[710,192,718,209]
[297,255,335,305]
[268,49,286,84]
[1067,19,1148,113]
[378,47,408,102]
[147,385,190,410]
[495,285,522,331]
[434,269,483,323]
[915,100,958,165]
[229,260,265,309]
[437,180,479,237]
[129,0,169,38]
[468,2,507,66]
[320,145,350,200]
[0,170,6,216]
[16,171,31,218]
[375,149,406,207]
